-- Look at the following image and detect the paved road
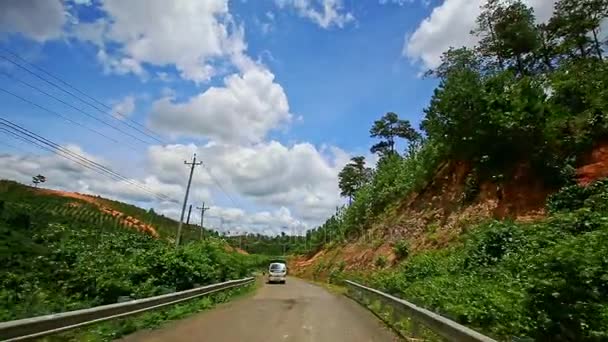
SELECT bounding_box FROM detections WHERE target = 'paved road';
[120,277,398,342]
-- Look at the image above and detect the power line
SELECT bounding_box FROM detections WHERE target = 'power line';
[0,71,152,146]
[0,122,172,203]
[0,132,32,154]
[0,117,177,203]
[1,47,162,140]
[200,162,241,209]
[0,50,164,144]
[0,48,244,214]
[0,86,136,149]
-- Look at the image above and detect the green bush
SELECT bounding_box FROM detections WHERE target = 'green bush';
[0,206,264,323]
[368,180,608,340]
[375,255,388,268]
[392,240,409,260]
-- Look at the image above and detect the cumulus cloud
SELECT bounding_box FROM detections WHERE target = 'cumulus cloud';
[149,64,292,144]
[110,95,136,118]
[147,140,349,225]
[0,144,182,204]
[404,0,558,69]
[0,0,67,41]
[69,0,245,82]
[0,142,328,235]
[275,0,354,29]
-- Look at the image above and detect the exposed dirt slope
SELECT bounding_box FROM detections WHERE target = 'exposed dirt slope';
[292,142,608,278]
[38,188,159,237]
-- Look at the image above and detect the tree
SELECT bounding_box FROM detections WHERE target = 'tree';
[338,156,372,204]
[32,175,46,187]
[473,0,541,75]
[550,0,608,60]
[422,48,486,160]
[370,112,421,157]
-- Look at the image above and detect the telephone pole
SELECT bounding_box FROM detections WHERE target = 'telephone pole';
[186,204,193,225]
[197,202,210,240]
[175,153,202,247]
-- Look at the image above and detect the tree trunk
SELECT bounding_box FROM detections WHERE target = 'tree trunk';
[488,19,504,70]
[516,54,524,75]
[578,40,587,58]
[592,29,603,61]
[540,33,553,71]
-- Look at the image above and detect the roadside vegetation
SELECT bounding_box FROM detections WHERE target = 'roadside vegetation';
[291,0,608,340]
[348,180,608,340]
[0,180,269,340]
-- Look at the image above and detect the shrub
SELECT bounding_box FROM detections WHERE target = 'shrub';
[392,240,409,260]
[375,255,387,268]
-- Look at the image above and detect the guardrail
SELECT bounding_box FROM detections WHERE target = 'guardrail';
[0,277,254,341]
[344,280,497,342]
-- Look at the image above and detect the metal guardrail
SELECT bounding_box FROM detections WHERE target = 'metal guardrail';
[0,277,254,341]
[344,280,497,342]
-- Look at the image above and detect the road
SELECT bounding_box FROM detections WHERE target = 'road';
[120,277,398,342]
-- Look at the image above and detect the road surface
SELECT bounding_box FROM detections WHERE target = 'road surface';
[120,277,398,342]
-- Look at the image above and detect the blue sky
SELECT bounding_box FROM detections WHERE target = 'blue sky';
[0,0,558,235]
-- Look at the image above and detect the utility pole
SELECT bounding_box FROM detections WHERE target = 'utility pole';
[186,204,193,225]
[197,202,210,240]
[175,153,202,247]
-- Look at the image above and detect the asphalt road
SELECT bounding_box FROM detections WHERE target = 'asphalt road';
[119,277,398,342]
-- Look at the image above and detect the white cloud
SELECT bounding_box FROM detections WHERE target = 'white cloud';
[275,0,354,29]
[0,0,67,42]
[97,49,146,77]
[149,64,292,144]
[0,142,326,235]
[110,95,136,118]
[70,0,245,82]
[147,140,349,225]
[379,0,413,5]
[0,144,181,204]
[404,0,558,69]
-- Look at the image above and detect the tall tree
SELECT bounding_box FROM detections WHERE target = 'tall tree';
[474,0,541,75]
[370,112,421,156]
[338,156,372,204]
[32,174,46,187]
[550,0,608,60]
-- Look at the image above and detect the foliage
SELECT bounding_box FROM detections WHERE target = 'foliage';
[32,174,46,187]
[338,156,373,204]
[0,182,268,340]
[374,255,388,268]
[392,240,410,260]
[292,1,608,341]
[370,112,421,157]
[357,178,608,340]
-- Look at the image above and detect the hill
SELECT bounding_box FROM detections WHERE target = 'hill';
[0,178,268,339]
[0,179,216,243]
[289,1,608,340]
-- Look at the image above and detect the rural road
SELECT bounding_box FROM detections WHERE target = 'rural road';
[120,277,398,342]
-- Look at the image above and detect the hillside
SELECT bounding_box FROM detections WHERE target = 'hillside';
[293,142,608,275]
[0,178,268,340]
[0,179,215,243]
[289,1,608,340]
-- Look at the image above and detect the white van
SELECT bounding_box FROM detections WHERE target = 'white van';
[267,262,287,284]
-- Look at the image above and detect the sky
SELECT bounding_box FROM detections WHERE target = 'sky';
[0,0,559,236]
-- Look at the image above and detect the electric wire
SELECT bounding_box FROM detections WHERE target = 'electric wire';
[0,118,177,203]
